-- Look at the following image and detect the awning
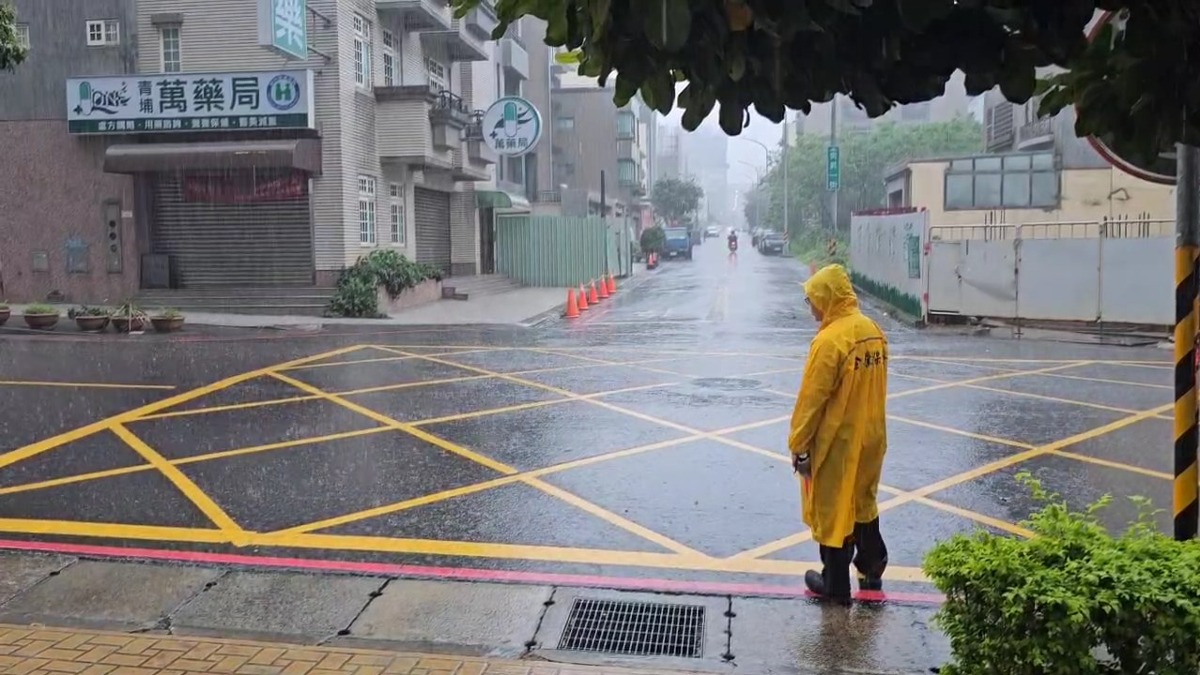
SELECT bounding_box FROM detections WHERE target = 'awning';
[103,139,322,174]
[476,189,530,212]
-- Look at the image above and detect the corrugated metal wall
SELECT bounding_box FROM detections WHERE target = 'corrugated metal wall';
[152,170,314,287]
[414,187,452,273]
[494,215,614,287]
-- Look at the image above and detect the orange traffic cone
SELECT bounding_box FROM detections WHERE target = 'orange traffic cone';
[578,284,589,310]
[607,273,617,294]
[588,280,600,304]
[598,276,610,299]
[564,288,580,318]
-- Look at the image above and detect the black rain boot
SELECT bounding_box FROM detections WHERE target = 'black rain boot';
[852,519,888,592]
[807,546,853,605]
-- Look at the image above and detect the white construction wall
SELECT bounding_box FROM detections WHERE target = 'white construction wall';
[848,209,929,319]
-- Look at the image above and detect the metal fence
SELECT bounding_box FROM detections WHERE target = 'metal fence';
[928,216,1172,242]
[495,215,626,287]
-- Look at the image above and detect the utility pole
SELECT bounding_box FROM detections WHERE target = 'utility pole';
[1175,142,1199,542]
[829,98,839,232]
[782,116,789,236]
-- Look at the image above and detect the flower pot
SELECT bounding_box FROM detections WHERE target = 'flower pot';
[74,316,109,332]
[23,313,59,330]
[0,309,8,326]
[151,316,184,333]
[111,316,145,333]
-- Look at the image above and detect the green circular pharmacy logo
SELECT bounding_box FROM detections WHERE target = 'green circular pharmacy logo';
[481,97,542,157]
[266,74,301,111]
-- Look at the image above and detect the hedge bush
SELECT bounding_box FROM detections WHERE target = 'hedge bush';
[328,250,442,318]
[639,226,666,255]
[923,473,1200,675]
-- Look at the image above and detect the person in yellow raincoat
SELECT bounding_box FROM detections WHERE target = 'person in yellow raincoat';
[789,263,889,604]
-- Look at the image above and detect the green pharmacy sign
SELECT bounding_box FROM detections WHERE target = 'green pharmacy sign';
[258,0,308,60]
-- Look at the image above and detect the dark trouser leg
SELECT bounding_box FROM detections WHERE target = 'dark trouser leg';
[806,539,853,604]
[852,518,888,590]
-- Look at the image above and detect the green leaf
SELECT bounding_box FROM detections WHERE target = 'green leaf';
[642,0,693,53]
[589,0,613,42]
[718,98,744,135]
[894,0,952,30]
[641,71,675,115]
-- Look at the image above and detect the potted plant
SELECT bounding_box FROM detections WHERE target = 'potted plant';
[0,302,8,326]
[150,307,185,333]
[110,302,147,333]
[68,305,110,332]
[22,303,60,330]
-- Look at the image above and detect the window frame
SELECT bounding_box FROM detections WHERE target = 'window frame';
[159,25,181,73]
[16,23,29,49]
[381,29,396,86]
[353,13,373,89]
[86,19,120,46]
[358,175,377,245]
[388,183,406,245]
[425,56,446,91]
[943,153,1060,211]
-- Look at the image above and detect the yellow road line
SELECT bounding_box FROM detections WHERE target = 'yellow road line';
[0,519,229,543]
[109,424,245,540]
[0,345,368,473]
[0,428,396,497]
[0,380,176,390]
[893,372,1141,415]
[887,361,1092,400]
[911,358,1172,390]
[267,370,705,557]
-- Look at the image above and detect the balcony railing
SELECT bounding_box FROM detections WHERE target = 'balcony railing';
[464,110,485,141]
[1016,117,1054,148]
[432,89,470,117]
[535,190,562,203]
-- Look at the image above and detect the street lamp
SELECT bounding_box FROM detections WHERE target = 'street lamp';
[738,134,789,235]
[738,161,765,230]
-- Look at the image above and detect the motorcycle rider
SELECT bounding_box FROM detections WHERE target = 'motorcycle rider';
[727,229,739,252]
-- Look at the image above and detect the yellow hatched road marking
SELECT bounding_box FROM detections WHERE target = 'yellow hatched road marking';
[0,380,175,390]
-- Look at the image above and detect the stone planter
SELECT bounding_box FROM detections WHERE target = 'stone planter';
[376,279,443,317]
[0,308,8,326]
[74,316,110,332]
[151,316,185,333]
[111,316,146,333]
[23,313,59,330]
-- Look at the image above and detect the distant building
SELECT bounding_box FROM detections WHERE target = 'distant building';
[793,71,971,140]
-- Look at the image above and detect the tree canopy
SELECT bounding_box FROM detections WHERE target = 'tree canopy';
[650,176,704,225]
[450,0,1193,159]
[755,118,983,231]
[0,4,27,72]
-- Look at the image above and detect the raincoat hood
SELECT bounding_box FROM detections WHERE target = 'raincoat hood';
[803,264,859,328]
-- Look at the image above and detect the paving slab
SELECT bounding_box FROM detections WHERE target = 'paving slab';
[170,570,383,643]
[0,553,75,605]
[728,597,949,675]
[0,560,221,630]
[341,579,551,657]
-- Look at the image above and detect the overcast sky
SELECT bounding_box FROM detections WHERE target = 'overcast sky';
[662,106,785,189]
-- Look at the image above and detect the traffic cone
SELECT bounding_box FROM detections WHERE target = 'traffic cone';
[588,280,600,304]
[598,275,610,299]
[578,284,589,310]
[564,288,580,318]
[607,273,617,294]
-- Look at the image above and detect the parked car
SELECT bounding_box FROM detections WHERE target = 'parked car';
[758,232,788,255]
[663,227,694,260]
[704,226,719,239]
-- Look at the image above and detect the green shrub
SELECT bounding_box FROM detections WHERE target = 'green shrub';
[68,305,109,318]
[639,226,666,255]
[328,250,442,318]
[923,473,1200,675]
[24,303,57,315]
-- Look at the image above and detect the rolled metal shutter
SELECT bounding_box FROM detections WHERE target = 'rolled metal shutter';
[414,187,452,274]
[153,170,314,287]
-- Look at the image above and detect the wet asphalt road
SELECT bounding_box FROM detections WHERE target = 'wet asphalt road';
[0,239,1177,600]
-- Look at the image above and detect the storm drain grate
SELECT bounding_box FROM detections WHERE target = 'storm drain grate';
[556,598,705,658]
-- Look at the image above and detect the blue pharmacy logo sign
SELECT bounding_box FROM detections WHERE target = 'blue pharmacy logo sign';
[266,74,301,110]
[480,97,542,157]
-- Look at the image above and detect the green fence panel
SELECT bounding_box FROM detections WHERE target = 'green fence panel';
[495,215,612,287]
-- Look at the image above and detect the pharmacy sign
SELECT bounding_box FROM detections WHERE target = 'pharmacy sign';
[258,0,308,60]
[66,70,314,134]
[480,97,542,157]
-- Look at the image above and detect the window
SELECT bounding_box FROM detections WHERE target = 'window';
[358,175,376,245]
[618,159,637,184]
[353,13,372,88]
[555,116,574,131]
[425,56,446,91]
[382,30,396,86]
[944,153,1059,210]
[86,19,120,46]
[388,184,405,245]
[16,24,28,49]
[160,25,181,73]
[616,111,635,138]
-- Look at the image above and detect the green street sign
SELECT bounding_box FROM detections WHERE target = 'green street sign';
[827,145,840,191]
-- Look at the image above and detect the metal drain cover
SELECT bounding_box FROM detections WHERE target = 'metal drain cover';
[691,377,762,391]
[557,598,705,658]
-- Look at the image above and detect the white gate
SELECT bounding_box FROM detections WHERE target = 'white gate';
[926,240,963,315]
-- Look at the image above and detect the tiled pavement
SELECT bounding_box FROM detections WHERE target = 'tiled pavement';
[0,625,675,675]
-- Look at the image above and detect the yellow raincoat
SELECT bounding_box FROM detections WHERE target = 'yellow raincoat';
[788,264,888,548]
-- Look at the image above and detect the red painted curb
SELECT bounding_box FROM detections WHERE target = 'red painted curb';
[0,538,944,605]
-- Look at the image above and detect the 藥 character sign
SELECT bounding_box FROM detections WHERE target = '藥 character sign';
[480,97,542,157]
[258,0,308,60]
